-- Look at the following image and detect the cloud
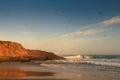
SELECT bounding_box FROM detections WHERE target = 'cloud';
[101,16,120,26]
[43,16,120,55]
[59,16,120,40]
[60,29,106,39]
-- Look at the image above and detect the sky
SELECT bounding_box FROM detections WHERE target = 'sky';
[0,0,120,55]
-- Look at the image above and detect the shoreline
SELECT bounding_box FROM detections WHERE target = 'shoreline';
[0,62,119,80]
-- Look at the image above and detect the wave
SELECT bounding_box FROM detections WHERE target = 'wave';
[64,55,120,59]
[64,55,91,60]
[39,55,120,67]
[80,60,120,67]
[62,55,120,67]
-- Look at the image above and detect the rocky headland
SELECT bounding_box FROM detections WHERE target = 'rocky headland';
[0,40,63,62]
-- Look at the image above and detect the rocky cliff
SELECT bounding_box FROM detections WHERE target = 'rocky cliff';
[0,40,27,58]
[0,40,63,61]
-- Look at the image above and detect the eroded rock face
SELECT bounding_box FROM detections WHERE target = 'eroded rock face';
[0,40,28,57]
[0,40,63,61]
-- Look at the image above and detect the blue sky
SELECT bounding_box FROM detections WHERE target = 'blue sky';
[0,0,120,55]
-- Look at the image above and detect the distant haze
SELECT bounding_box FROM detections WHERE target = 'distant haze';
[0,0,120,55]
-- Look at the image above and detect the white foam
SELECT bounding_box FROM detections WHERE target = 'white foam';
[64,55,91,60]
[80,60,120,67]
[62,55,120,67]
[63,55,91,63]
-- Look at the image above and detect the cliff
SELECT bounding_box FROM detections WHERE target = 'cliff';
[0,40,63,61]
[0,40,27,58]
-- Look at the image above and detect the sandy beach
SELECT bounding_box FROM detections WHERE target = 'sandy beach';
[0,62,119,80]
[0,63,69,80]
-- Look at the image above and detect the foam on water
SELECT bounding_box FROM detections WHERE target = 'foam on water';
[62,55,120,67]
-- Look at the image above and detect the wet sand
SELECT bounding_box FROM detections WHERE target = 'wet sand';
[0,63,70,80]
[0,63,119,80]
[0,67,54,78]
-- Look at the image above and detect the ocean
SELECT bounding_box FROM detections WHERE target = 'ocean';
[64,55,120,67]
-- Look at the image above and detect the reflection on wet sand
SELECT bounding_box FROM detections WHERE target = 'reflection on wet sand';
[0,66,70,80]
[0,79,69,80]
[0,67,54,78]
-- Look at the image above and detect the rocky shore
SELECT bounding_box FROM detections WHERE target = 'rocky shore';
[0,40,63,62]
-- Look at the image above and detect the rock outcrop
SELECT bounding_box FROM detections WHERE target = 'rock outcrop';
[0,40,63,61]
[27,50,63,60]
[0,40,27,58]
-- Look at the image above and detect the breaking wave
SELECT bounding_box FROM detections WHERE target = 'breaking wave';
[62,55,120,67]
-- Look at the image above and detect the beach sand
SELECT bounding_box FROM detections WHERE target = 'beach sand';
[0,63,119,80]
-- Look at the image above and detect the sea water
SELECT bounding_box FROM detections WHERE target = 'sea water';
[42,55,120,68]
